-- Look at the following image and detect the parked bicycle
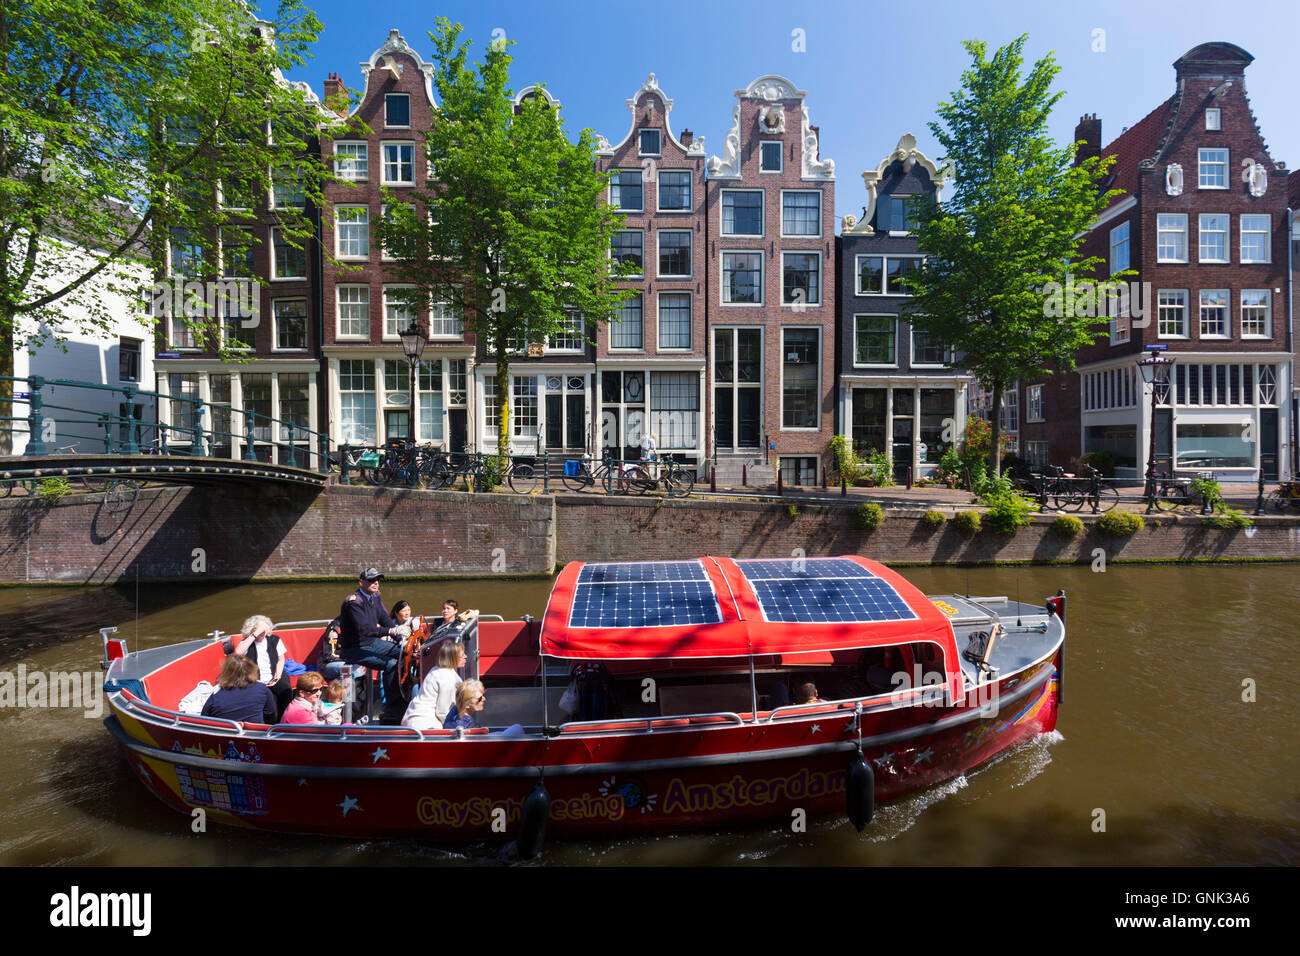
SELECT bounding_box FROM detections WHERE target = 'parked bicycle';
[1076,463,1119,513]
[1150,471,1216,512]
[621,456,697,498]
[47,444,141,511]
[561,450,637,494]
[1265,479,1300,513]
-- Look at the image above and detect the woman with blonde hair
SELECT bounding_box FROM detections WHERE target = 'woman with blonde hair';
[401,640,465,731]
[235,613,291,718]
[201,655,277,724]
[442,679,485,730]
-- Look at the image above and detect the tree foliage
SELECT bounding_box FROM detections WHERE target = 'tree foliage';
[902,35,1124,475]
[0,0,337,445]
[375,19,632,456]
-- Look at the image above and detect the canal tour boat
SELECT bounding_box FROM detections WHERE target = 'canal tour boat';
[101,556,1065,850]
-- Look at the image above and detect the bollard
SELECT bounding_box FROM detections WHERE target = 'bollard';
[243,413,258,462]
[542,448,550,495]
[776,469,783,497]
[742,464,747,486]
[906,466,913,490]
[710,466,716,493]
[27,376,46,455]
[822,470,827,490]
[841,475,847,497]
[340,444,351,485]
[121,385,139,455]
[1255,472,1265,515]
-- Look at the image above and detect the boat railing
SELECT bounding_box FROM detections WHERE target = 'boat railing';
[766,684,948,722]
[559,711,745,735]
[264,723,431,741]
[270,619,333,630]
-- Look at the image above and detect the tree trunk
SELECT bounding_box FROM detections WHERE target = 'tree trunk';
[988,381,1004,479]
[0,318,12,456]
[494,347,510,458]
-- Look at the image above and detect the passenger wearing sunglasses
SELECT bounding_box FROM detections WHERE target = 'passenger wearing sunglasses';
[281,672,326,724]
[442,680,485,730]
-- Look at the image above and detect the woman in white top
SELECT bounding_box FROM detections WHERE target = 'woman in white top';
[401,640,466,731]
[235,614,291,718]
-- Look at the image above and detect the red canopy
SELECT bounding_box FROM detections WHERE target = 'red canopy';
[540,556,958,672]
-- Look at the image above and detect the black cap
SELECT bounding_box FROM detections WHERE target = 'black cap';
[360,567,384,582]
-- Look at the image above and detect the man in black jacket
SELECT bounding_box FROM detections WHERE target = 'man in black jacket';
[338,567,411,717]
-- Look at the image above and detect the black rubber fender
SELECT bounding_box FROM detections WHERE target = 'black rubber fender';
[517,780,550,860]
[846,755,875,832]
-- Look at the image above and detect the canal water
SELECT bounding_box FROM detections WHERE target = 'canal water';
[0,564,1296,866]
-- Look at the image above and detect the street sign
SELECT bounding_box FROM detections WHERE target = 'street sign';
[156,351,182,359]
[1144,344,1169,352]
[14,391,29,400]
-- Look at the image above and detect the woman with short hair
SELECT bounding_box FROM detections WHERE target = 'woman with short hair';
[281,672,325,725]
[442,679,485,730]
[201,655,277,724]
[235,614,292,718]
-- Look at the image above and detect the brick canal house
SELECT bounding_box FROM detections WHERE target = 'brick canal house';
[1014,42,1292,482]
[1290,169,1299,477]
[153,21,327,465]
[319,30,474,454]
[705,76,837,486]
[593,74,709,469]
[837,134,970,482]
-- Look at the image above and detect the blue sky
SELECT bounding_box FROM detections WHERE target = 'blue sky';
[270,0,1299,223]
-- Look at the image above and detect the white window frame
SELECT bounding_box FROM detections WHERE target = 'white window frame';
[854,254,884,296]
[882,254,923,296]
[384,93,411,129]
[429,302,463,340]
[380,202,417,262]
[1109,220,1130,274]
[334,141,368,181]
[655,169,692,214]
[335,206,369,260]
[335,284,370,340]
[1026,385,1044,423]
[1205,108,1221,131]
[720,188,764,237]
[1198,213,1229,263]
[1157,213,1188,263]
[170,313,198,351]
[853,313,898,368]
[638,128,661,157]
[612,229,644,277]
[656,229,692,278]
[1199,288,1229,339]
[780,250,822,307]
[1239,290,1271,339]
[656,292,692,352]
[1157,289,1189,339]
[1240,214,1270,264]
[382,284,417,341]
[546,311,585,353]
[780,189,822,238]
[610,293,644,351]
[380,141,416,186]
[272,298,308,351]
[720,250,764,307]
[910,327,953,367]
[1198,147,1228,189]
[779,326,821,432]
[760,141,783,173]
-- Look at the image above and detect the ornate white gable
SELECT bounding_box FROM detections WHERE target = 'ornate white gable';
[708,75,832,181]
[360,29,437,109]
[844,133,949,234]
[595,73,703,157]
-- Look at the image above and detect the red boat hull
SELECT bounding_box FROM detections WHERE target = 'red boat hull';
[107,661,1059,840]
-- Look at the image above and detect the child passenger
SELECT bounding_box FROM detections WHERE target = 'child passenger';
[318,680,345,725]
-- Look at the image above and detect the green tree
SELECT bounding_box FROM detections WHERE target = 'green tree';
[903,35,1124,476]
[376,19,632,457]
[0,0,336,450]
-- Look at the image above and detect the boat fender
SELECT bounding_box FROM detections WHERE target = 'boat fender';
[517,780,550,860]
[845,755,874,832]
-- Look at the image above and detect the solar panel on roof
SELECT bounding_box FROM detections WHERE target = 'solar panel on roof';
[737,558,871,579]
[568,580,722,629]
[577,561,707,584]
[748,577,917,624]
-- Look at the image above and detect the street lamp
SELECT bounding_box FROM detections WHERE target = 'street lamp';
[399,322,428,460]
[1137,352,1176,513]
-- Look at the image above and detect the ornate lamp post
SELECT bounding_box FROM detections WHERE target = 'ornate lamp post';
[1137,352,1176,513]
[399,322,428,448]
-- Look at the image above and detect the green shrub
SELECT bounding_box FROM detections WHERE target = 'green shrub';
[1052,514,1085,538]
[38,478,73,501]
[953,510,981,535]
[920,509,946,530]
[1078,450,1115,478]
[973,471,1017,500]
[854,502,884,531]
[475,455,505,492]
[862,448,896,487]
[1097,510,1144,537]
[786,503,799,518]
[1203,506,1253,530]
[982,491,1034,535]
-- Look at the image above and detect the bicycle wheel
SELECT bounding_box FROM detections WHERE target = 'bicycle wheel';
[1265,489,1292,513]
[78,474,109,492]
[622,464,654,495]
[1052,486,1085,511]
[667,465,696,498]
[106,479,140,513]
[1153,483,1185,512]
[562,468,593,493]
[0,480,12,499]
[507,463,542,495]
[1090,485,1119,513]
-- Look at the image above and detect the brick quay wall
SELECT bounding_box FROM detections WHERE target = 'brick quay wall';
[0,485,1297,585]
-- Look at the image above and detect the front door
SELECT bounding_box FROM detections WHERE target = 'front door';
[448,409,467,453]
[1260,408,1279,480]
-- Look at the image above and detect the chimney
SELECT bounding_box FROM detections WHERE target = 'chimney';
[322,72,349,117]
[680,128,693,147]
[1075,113,1101,166]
